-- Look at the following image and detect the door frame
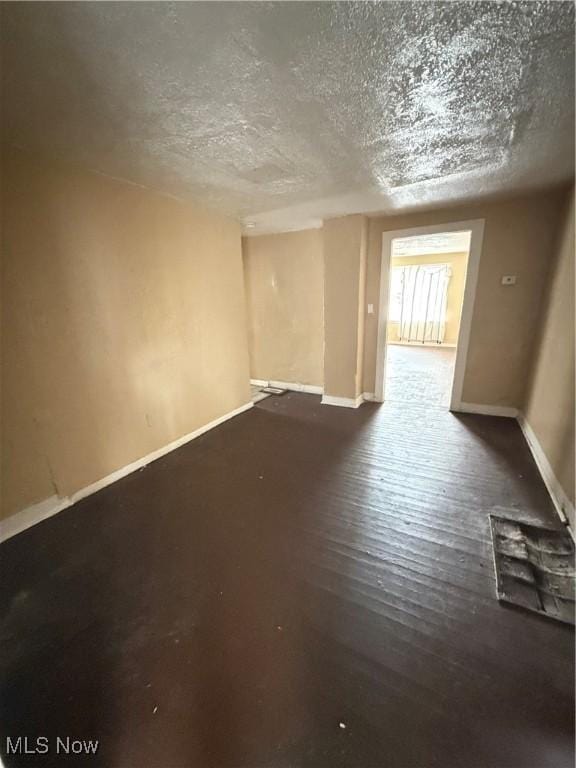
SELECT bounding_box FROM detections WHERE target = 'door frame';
[374,218,485,410]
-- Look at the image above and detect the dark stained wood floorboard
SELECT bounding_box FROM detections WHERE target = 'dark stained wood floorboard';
[1,394,574,767]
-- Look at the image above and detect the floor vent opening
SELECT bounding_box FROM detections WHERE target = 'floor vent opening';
[489,515,575,625]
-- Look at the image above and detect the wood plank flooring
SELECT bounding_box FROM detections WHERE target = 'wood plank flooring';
[0,394,573,767]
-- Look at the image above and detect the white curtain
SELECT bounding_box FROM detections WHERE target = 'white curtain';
[390,264,451,343]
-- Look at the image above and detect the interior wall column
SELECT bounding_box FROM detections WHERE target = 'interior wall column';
[322,214,367,405]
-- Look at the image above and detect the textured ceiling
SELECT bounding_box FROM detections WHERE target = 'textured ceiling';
[2,2,574,233]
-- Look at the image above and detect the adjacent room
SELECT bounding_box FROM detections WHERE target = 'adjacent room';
[1,3,574,768]
[383,231,471,408]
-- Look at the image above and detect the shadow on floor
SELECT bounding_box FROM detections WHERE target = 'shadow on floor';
[0,394,573,767]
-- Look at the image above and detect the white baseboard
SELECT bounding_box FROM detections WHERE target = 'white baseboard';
[251,378,323,396]
[0,401,254,544]
[362,392,377,402]
[456,402,519,418]
[517,413,575,533]
[388,341,457,349]
[321,394,364,409]
[270,380,324,396]
[0,495,69,544]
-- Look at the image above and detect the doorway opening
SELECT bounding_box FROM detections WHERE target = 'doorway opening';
[375,220,484,410]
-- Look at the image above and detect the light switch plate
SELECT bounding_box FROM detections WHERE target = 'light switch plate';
[367,303,374,314]
[501,275,517,285]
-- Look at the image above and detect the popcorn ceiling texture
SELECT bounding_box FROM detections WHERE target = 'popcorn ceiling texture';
[2,2,574,232]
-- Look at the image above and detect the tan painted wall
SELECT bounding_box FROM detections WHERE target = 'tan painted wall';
[242,230,323,387]
[356,220,368,397]
[1,148,251,519]
[387,251,468,345]
[363,190,568,404]
[524,190,575,514]
[323,215,367,399]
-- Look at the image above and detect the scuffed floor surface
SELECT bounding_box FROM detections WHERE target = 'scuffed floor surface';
[385,344,456,406]
[1,394,574,767]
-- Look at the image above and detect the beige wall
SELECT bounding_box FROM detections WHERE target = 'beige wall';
[242,229,323,387]
[363,190,569,405]
[323,215,367,399]
[524,189,575,518]
[387,251,468,345]
[1,148,251,519]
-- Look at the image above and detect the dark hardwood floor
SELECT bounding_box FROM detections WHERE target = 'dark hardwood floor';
[1,394,573,767]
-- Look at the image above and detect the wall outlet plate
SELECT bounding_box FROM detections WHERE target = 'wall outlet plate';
[501,275,517,285]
